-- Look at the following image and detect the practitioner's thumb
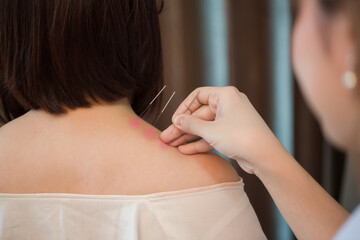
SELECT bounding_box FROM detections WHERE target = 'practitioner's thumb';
[173,114,209,137]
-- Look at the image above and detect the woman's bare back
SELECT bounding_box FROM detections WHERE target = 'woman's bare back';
[0,105,240,195]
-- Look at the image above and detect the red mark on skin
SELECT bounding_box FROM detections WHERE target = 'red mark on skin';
[129,118,141,129]
[144,129,156,139]
[159,141,169,150]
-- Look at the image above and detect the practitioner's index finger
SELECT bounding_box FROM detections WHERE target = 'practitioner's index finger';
[172,87,219,118]
[183,91,200,114]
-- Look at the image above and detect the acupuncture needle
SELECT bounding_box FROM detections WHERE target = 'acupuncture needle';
[153,91,176,125]
[183,91,200,114]
[140,85,167,118]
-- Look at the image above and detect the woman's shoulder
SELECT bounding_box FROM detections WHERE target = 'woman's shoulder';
[150,144,241,192]
[183,151,241,184]
[0,118,24,156]
[0,116,241,194]
[0,113,36,157]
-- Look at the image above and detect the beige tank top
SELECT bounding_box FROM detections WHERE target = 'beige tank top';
[0,179,267,240]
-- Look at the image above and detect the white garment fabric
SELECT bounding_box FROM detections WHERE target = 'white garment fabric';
[333,204,360,240]
[0,179,267,240]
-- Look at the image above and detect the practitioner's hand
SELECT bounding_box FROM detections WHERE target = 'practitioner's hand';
[160,86,285,175]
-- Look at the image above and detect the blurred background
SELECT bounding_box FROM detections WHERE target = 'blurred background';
[156,0,360,239]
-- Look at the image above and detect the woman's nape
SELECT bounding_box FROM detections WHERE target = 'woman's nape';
[0,98,240,195]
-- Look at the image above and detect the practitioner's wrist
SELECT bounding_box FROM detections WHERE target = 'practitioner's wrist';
[254,140,294,183]
[233,130,292,179]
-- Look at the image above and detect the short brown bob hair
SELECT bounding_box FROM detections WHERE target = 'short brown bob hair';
[0,0,164,124]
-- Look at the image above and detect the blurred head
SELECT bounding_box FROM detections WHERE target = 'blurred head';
[292,0,360,152]
[0,0,164,124]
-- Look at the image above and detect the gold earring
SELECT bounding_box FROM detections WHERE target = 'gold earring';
[342,70,357,89]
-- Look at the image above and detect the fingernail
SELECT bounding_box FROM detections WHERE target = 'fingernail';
[174,115,184,126]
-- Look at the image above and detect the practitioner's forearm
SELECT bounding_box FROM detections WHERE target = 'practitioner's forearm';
[256,145,349,240]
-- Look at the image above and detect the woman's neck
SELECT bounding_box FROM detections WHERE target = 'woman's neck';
[25,98,140,131]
